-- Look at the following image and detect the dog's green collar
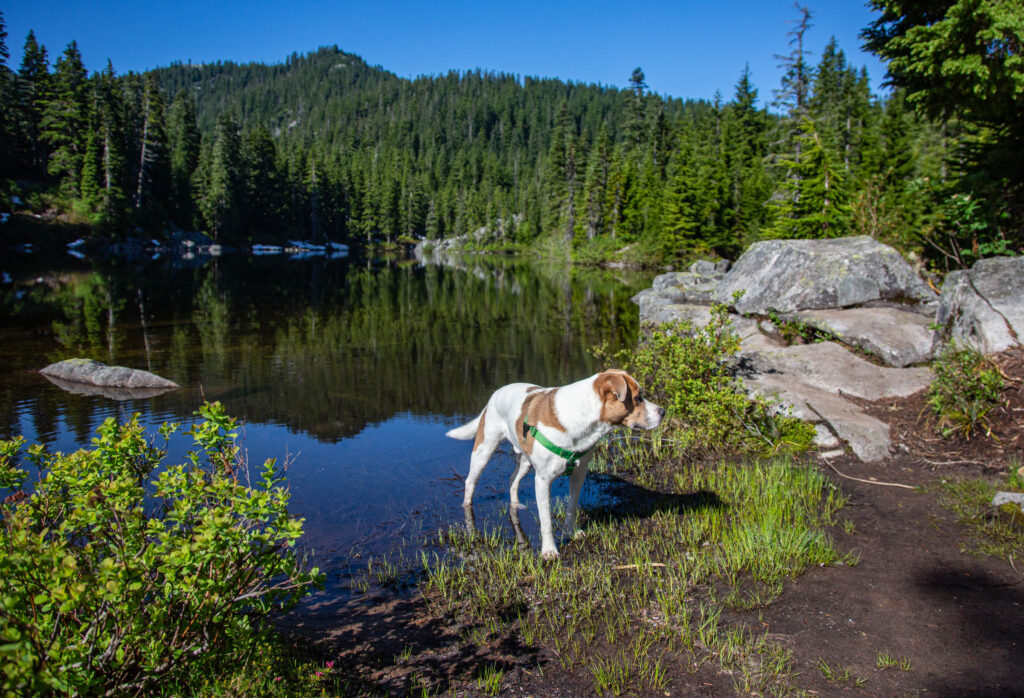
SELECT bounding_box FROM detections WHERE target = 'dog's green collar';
[523,419,589,474]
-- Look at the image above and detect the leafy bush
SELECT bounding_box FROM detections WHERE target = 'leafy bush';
[599,303,814,456]
[926,343,1005,438]
[0,402,322,696]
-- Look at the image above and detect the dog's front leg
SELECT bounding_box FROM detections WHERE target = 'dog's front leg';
[564,460,589,539]
[509,453,531,510]
[534,471,559,559]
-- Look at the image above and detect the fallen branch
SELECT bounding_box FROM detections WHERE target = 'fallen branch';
[920,457,993,468]
[821,458,916,490]
[612,563,666,571]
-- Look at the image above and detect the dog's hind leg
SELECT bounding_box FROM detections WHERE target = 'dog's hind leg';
[462,416,500,509]
[509,453,531,510]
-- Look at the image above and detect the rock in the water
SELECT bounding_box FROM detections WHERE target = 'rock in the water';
[714,236,936,314]
[934,256,1024,354]
[40,359,179,391]
[41,374,178,401]
[785,307,936,367]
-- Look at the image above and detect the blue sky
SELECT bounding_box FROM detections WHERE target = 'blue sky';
[3,1,889,103]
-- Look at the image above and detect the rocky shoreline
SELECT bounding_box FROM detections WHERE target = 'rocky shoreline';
[632,236,1024,462]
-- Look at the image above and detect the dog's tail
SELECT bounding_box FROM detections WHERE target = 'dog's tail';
[446,413,482,440]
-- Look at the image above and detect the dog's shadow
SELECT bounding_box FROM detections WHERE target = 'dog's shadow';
[580,471,724,526]
[468,472,725,549]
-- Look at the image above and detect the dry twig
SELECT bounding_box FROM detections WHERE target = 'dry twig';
[821,458,916,490]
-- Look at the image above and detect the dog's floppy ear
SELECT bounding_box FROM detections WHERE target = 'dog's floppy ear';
[597,371,629,402]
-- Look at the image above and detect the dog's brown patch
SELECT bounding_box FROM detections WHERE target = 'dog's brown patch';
[594,370,644,426]
[472,409,487,452]
[516,387,565,454]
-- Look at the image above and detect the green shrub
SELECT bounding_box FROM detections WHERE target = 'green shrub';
[926,343,1005,438]
[0,402,322,696]
[600,304,814,456]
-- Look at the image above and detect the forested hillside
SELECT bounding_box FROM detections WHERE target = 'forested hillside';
[1,3,1019,267]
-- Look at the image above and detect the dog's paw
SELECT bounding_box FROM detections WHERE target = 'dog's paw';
[540,549,559,561]
[573,530,587,540]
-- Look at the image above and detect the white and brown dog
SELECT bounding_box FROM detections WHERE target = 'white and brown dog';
[446,370,664,558]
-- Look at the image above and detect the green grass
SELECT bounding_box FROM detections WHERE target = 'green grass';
[934,477,1024,561]
[926,343,1005,439]
[876,650,912,671]
[475,663,505,695]
[816,657,866,687]
[421,454,849,695]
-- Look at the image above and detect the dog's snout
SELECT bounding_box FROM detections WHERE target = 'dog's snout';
[657,406,666,418]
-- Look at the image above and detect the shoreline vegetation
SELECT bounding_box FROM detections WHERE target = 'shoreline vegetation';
[3,1,1024,694]
[5,307,1022,695]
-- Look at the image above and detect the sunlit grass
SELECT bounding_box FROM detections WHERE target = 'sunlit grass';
[934,476,1024,561]
[421,452,850,695]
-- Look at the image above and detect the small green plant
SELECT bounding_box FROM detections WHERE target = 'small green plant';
[816,658,865,686]
[936,477,1024,561]
[876,650,912,671]
[0,402,322,696]
[926,343,1005,438]
[597,303,813,457]
[476,663,505,695]
[1006,459,1024,491]
[766,308,830,345]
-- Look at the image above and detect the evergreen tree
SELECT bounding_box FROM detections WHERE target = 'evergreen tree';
[40,41,88,197]
[723,65,771,250]
[772,5,814,120]
[132,74,169,227]
[625,67,648,147]
[16,30,50,176]
[579,125,610,241]
[767,117,850,238]
[240,122,282,237]
[865,0,1024,250]
[80,61,129,230]
[544,101,578,244]
[660,134,701,258]
[201,111,243,241]
[0,11,14,179]
[166,90,200,228]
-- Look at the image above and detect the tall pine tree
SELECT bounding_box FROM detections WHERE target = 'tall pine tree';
[41,41,88,197]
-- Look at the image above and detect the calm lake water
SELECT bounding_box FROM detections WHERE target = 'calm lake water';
[1,249,652,601]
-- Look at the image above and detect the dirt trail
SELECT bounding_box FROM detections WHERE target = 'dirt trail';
[761,454,1022,697]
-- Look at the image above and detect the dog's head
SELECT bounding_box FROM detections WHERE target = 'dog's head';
[593,370,665,430]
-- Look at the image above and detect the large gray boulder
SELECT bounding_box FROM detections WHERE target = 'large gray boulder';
[40,359,179,391]
[40,374,178,401]
[714,236,937,314]
[737,342,931,462]
[934,256,1024,354]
